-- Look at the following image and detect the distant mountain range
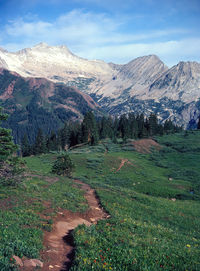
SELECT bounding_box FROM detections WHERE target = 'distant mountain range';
[0,42,200,141]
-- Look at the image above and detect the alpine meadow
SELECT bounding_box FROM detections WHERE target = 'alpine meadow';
[0,0,200,270]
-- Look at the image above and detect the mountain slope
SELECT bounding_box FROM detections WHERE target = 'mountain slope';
[98,61,200,128]
[0,68,100,143]
[0,45,167,99]
[147,61,200,102]
[0,43,200,127]
[0,43,113,90]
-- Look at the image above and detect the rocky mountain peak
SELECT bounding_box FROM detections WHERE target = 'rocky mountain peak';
[0,47,8,53]
[32,42,73,55]
[147,60,200,103]
[174,61,200,77]
[0,43,200,128]
[34,42,49,48]
[116,54,168,88]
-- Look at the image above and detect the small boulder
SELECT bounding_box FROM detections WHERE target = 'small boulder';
[24,259,43,268]
[13,255,23,267]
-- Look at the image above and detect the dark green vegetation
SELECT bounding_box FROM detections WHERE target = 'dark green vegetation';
[0,69,100,144]
[0,130,200,270]
[0,107,22,186]
[21,111,181,156]
[52,153,74,176]
[0,107,17,161]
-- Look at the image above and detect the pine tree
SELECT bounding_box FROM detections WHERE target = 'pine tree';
[48,131,58,151]
[59,123,70,150]
[0,107,17,161]
[33,128,46,154]
[52,153,74,176]
[164,120,174,134]
[149,113,158,136]
[21,134,31,157]
[118,114,129,140]
[128,113,138,139]
[100,116,108,139]
[82,112,99,145]
[69,130,78,147]
[99,116,113,139]
[0,107,22,186]
[113,117,119,139]
[137,114,147,138]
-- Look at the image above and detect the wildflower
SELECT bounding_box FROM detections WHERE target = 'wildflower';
[186,244,191,248]
[94,260,96,263]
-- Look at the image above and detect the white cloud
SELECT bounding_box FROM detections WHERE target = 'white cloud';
[78,38,200,66]
[0,9,199,66]
[5,18,52,37]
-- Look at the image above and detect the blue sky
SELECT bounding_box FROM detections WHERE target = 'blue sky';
[0,0,200,66]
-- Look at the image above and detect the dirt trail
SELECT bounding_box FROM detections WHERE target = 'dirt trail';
[38,180,109,271]
[116,159,129,172]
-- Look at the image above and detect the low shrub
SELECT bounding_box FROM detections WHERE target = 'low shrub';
[51,153,74,176]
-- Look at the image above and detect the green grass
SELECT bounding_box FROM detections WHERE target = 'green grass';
[0,153,87,271]
[69,133,200,270]
[1,132,200,270]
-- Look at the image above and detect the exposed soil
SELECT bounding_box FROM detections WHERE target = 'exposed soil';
[115,159,129,172]
[131,138,161,154]
[115,158,135,172]
[21,179,109,271]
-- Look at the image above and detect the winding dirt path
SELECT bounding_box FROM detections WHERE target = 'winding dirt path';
[40,180,109,271]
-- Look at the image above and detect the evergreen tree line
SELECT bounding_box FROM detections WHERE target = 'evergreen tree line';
[0,107,23,186]
[21,112,182,156]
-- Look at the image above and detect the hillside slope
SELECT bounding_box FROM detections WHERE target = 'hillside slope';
[0,68,100,143]
[0,133,200,270]
[0,43,200,127]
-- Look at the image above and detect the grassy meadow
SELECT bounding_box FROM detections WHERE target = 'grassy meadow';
[70,132,200,270]
[0,131,200,270]
[0,154,87,271]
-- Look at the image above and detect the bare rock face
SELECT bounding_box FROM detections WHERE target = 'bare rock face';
[96,55,168,99]
[0,43,113,91]
[0,44,167,99]
[0,43,200,127]
[148,61,200,103]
